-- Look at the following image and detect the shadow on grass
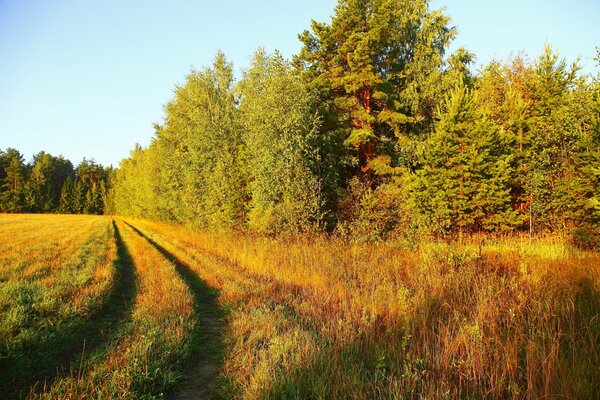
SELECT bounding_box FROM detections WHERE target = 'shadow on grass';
[0,220,137,400]
[123,221,227,400]
[262,275,600,399]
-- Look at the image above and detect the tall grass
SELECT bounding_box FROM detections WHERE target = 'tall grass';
[2,215,597,398]
[131,219,599,399]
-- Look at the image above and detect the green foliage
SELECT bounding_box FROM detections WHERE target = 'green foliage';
[407,84,523,236]
[6,0,598,241]
[113,51,326,234]
[526,45,592,231]
[468,47,599,238]
[0,150,111,215]
[114,53,248,228]
[114,144,156,219]
[239,50,323,233]
[172,53,246,227]
[110,37,598,240]
[295,0,468,173]
[336,177,412,242]
[0,148,26,212]
[25,152,69,212]
[58,176,75,213]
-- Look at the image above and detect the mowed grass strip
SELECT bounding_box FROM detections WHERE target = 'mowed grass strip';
[129,218,600,399]
[0,215,117,397]
[0,214,104,280]
[37,219,195,399]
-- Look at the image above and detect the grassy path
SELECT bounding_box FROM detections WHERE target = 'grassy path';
[122,220,322,399]
[36,219,196,399]
[124,221,225,400]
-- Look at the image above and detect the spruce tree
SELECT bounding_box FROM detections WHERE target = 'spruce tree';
[408,84,522,237]
[527,45,590,231]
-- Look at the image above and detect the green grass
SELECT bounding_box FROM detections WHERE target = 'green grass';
[0,215,117,398]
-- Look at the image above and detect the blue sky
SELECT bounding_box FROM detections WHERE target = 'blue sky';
[1,0,598,167]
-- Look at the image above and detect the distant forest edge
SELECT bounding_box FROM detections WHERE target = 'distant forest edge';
[0,151,110,215]
[2,0,599,247]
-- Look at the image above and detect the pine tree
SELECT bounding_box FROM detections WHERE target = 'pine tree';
[24,152,74,213]
[72,179,86,214]
[295,0,462,173]
[59,175,75,213]
[0,149,26,212]
[26,152,54,212]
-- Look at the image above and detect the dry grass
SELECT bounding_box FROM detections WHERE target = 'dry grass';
[2,214,598,399]
[130,219,600,399]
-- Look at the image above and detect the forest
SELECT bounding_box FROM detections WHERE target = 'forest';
[2,0,599,246]
[1,1,600,399]
[0,149,111,215]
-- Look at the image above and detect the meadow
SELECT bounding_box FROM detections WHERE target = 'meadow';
[0,214,598,399]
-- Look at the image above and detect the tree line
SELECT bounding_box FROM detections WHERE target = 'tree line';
[0,149,112,215]
[6,0,598,245]
[113,0,599,244]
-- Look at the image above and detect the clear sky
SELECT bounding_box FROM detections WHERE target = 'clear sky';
[1,0,598,167]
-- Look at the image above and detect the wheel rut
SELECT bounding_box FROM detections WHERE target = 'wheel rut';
[123,221,225,400]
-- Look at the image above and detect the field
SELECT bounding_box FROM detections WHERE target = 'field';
[0,214,598,399]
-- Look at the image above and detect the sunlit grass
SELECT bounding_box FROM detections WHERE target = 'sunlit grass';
[2,214,597,399]
[0,214,117,396]
[38,219,195,399]
[131,218,599,399]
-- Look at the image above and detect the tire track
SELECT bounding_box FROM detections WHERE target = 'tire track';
[123,221,225,400]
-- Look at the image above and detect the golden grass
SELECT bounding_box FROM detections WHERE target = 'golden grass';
[2,214,597,399]
[0,214,116,350]
[0,214,117,398]
[129,218,600,399]
[39,219,195,399]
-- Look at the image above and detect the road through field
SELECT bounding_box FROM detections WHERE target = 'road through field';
[124,221,225,400]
